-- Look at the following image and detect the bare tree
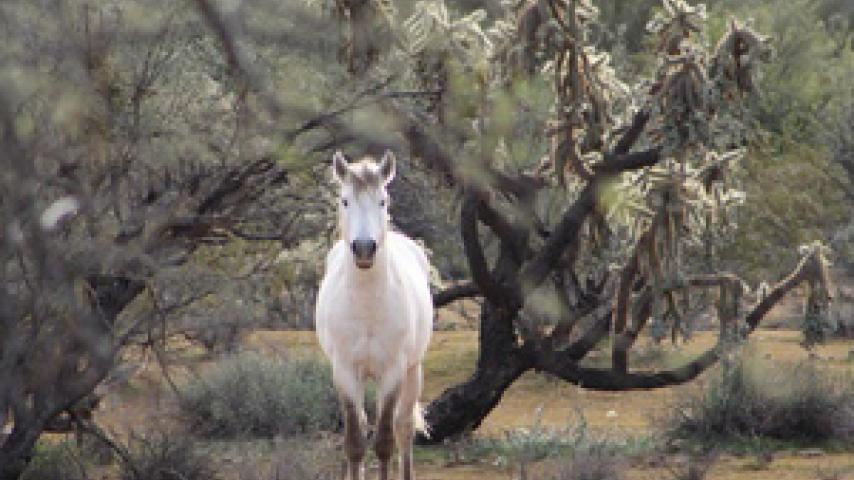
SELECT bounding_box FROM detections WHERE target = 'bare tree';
[0,1,318,476]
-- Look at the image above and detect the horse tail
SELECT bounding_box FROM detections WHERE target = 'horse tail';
[413,402,430,439]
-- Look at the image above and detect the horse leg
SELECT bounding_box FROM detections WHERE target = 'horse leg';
[342,396,367,480]
[335,368,367,480]
[375,386,399,480]
[393,364,422,480]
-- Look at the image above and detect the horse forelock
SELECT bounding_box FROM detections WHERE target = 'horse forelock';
[345,157,383,192]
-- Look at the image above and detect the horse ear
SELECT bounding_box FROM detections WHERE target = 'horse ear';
[332,151,349,183]
[379,150,396,185]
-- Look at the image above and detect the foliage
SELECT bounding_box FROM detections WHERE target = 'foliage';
[663,451,718,480]
[444,409,648,477]
[1,0,851,469]
[121,430,216,480]
[458,412,588,466]
[551,442,627,480]
[391,0,772,341]
[664,352,854,445]
[181,352,340,438]
[303,0,851,442]
[225,437,340,480]
[0,0,334,473]
[19,441,88,480]
[707,0,854,279]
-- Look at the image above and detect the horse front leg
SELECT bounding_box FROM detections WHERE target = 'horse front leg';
[375,387,399,480]
[394,364,423,480]
[342,397,367,480]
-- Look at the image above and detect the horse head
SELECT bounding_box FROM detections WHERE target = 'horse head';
[332,150,396,269]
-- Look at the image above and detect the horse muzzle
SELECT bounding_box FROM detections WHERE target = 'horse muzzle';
[351,239,377,269]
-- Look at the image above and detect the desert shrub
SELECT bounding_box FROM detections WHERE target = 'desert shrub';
[447,411,589,467]
[664,452,719,480]
[227,437,340,480]
[120,430,215,480]
[182,352,340,438]
[20,441,87,480]
[445,411,644,480]
[552,443,626,480]
[665,353,854,445]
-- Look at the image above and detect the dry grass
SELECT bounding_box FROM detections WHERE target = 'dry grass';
[243,329,693,434]
[234,328,854,480]
[83,292,854,480]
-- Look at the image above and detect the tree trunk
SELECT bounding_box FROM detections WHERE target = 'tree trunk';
[422,302,532,442]
[0,459,26,480]
[0,421,43,480]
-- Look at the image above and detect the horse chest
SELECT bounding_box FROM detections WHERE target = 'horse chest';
[339,288,408,372]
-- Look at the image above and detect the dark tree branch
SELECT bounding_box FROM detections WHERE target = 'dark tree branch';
[611,220,660,373]
[745,253,815,331]
[595,148,662,175]
[542,278,583,346]
[612,288,654,373]
[612,110,651,155]
[519,182,597,294]
[535,249,821,391]
[537,346,721,390]
[554,307,614,361]
[286,77,394,141]
[476,199,528,263]
[192,0,252,87]
[433,282,481,308]
[461,192,503,305]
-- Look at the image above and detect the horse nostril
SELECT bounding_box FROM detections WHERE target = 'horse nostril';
[351,239,377,258]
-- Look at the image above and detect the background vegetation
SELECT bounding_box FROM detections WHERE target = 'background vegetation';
[0,0,852,478]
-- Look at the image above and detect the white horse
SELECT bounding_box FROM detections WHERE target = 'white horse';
[315,150,433,480]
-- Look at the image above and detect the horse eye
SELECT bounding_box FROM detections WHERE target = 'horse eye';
[379,199,386,207]
[341,198,349,207]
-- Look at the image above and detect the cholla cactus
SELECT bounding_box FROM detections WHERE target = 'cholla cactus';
[710,18,773,98]
[647,0,708,55]
[404,1,492,59]
[403,0,494,120]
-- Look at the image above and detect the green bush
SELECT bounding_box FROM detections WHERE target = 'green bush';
[552,443,626,480]
[182,352,340,438]
[225,437,340,480]
[665,353,854,445]
[20,441,87,480]
[121,430,215,480]
[444,410,645,479]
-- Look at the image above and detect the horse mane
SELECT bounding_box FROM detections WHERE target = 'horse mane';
[346,157,383,191]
